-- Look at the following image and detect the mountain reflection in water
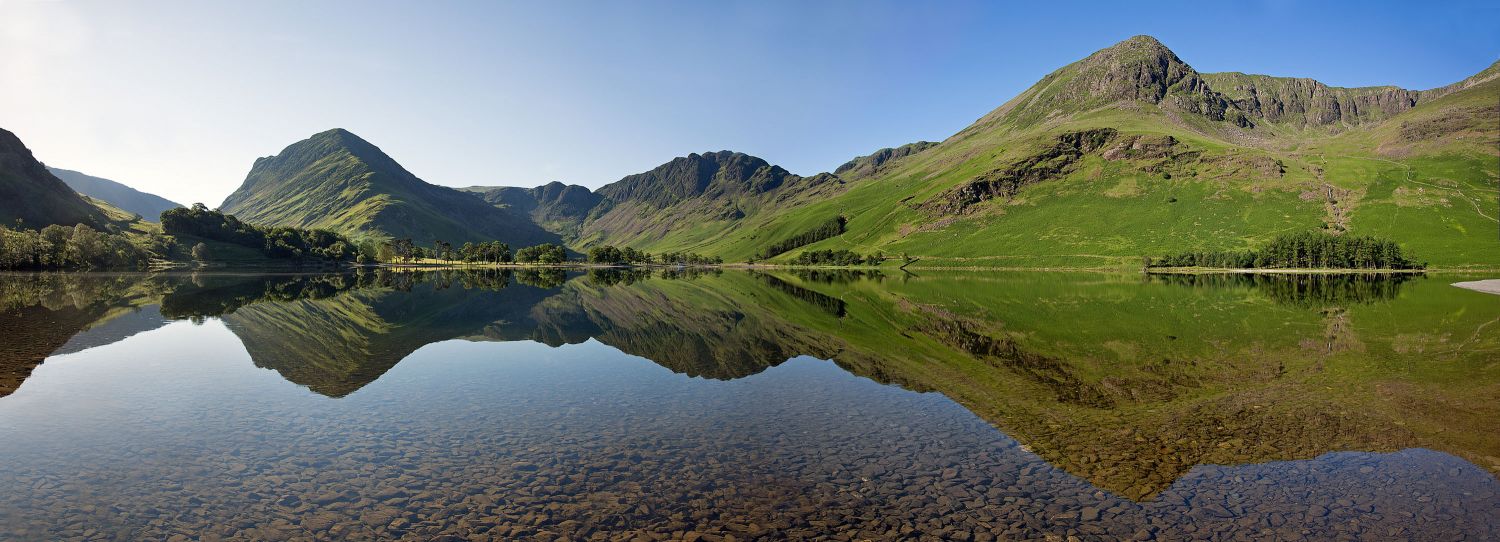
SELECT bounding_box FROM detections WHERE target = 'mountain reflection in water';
[0,269,1496,540]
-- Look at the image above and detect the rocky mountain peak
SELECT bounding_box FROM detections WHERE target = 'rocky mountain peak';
[1095,35,1174,61]
[970,35,1247,131]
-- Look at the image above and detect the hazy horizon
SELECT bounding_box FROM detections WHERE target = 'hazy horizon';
[3,0,1496,207]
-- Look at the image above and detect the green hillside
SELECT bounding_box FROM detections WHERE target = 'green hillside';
[220,128,561,247]
[580,36,1498,270]
[48,167,182,222]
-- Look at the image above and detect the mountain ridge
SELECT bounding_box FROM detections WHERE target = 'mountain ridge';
[206,36,1496,268]
[48,167,182,221]
[591,35,1498,269]
[465,147,889,251]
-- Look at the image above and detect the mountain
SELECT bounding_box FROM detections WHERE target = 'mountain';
[218,37,1496,268]
[601,35,1498,269]
[578,151,855,248]
[0,127,111,230]
[1202,58,1500,131]
[469,149,893,252]
[970,35,1248,131]
[48,167,182,221]
[220,128,561,247]
[461,181,603,238]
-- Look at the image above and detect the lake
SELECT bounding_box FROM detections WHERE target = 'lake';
[0,269,1496,540]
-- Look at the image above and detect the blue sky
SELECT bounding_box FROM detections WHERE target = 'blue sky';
[2,0,1496,206]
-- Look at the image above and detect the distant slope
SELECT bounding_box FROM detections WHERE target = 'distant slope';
[577,151,851,249]
[48,167,182,221]
[469,146,932,252]
[0,127,111,230]
[462,181,603,238]
[220,129,560,246]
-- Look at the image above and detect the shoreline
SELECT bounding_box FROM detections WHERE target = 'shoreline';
[1453,280,1500,295]
[7,263,1500,275]
[1143,267,1431,275]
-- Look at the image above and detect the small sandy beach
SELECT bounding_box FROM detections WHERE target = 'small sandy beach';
[1453,279,1500,295]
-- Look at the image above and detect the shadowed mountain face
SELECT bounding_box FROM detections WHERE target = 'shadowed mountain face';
[461,181,604,239]
[47,167,182,222]
[0,128,111,230]
[3,269,1497,503]
[219,129,561,246]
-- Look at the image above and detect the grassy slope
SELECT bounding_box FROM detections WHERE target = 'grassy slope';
[624,79,1500,268]
[1321,76,1500,267]
[607,59,1498,270]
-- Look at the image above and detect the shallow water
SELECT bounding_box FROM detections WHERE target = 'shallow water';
[0,270,1496,540]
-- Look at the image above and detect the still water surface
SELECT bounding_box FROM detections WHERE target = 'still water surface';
[0,270,1496,540]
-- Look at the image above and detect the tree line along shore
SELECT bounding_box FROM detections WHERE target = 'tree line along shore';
[1,206,1434,274]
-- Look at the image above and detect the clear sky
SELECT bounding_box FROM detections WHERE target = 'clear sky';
[2,0,1496,207]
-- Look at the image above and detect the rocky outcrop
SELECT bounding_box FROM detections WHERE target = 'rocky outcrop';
[919,129,1119,215]
[1202,73,1420,128]
[1099,133,1179,160]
